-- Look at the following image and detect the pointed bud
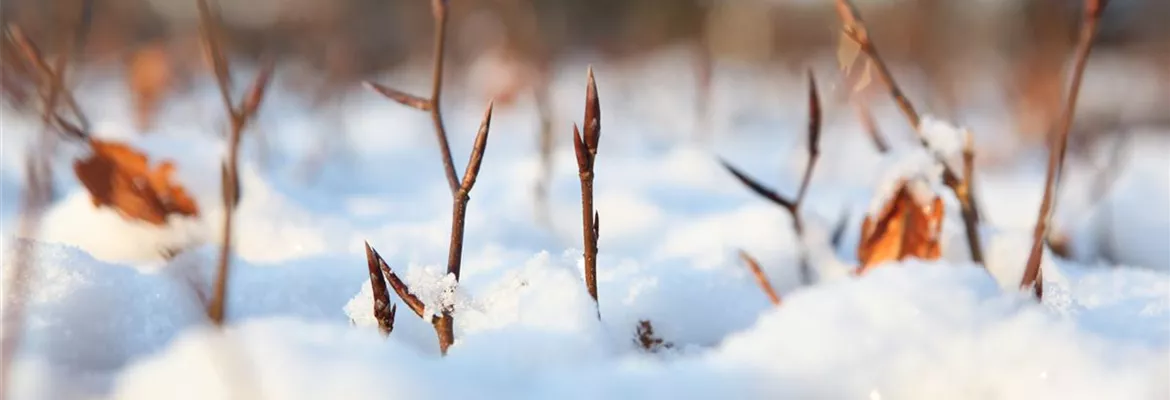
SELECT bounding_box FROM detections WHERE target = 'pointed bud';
[572,124,589,172]
[806,70,821,159]
[583,66,600,153]
[240,58,275,120]
[460,100,494,192]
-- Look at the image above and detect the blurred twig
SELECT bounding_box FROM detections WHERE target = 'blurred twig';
[1021,0,1108,300]
[366,0,458,195]
[834,0,985,264]
[721,71,821,285]
[198,0,275,325]
[738,250,780,306]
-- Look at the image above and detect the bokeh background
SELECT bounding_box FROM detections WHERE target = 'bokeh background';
[4,0,1168,147]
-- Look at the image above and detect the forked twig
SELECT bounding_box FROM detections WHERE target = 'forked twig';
[833,0,985,264]
[721,71,822,285]
[365,0,459,195]
[1021,0,1109,300]
[199,0,275,325]
[573,68,602,310]
[738,250,780,305]
[363,102,494,355]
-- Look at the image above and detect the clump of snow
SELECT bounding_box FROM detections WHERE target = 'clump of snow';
[866,147,945,217]
[918,114,970,173]
[108,264,1168,400]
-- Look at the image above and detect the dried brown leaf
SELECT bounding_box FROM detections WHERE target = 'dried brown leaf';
[857,180,944,272]
[73,139,200,225]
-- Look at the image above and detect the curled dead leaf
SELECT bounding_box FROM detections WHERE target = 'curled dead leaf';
[73,138,199,225]
[857,179,944,273]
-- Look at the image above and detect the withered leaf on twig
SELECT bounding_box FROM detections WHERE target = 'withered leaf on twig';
[73,138,199,225]
[857,180,944,273]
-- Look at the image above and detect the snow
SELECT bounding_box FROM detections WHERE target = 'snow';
[2,49,1169,399]
[918,114,969,174]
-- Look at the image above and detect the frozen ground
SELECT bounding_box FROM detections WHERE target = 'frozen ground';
[2,49,1168,399]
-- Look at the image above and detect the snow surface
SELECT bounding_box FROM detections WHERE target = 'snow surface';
[2,48,1169,399]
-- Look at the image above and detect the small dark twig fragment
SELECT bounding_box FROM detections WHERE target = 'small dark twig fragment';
[738,250,781,305]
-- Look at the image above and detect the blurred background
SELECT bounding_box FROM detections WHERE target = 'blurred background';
[3,0,1169,146]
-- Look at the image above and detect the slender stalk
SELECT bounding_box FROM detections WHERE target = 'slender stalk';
[954,132,985,262]
[573,68,601,308]
[738,250,780,306]
[200,0,274,325]
[1021,0,1108,299]
[427,0,458,195]
[834,0,985,264]
[721,71,821,285]
[854,100,889,153]
[366,0,458,194]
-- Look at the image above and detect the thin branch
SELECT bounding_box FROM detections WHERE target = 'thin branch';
[447,102,494,282]
[1022,0,1109,300]
[721,71,822,285]
[833,0,984,264]
[202,0,275,325]
[364,82,430,111]
[953,132,985,262]
[5,25,90,132]
[738,250,780,306]
[196,0,234,117]
[573,67,602,310]
[720,162,797,212]
[365,0,459,195]
[854,100,889,153]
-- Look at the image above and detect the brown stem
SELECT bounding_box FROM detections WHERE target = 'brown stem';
[738,250,780,305]
[834,0,984,265]
[573,68,601,309]
[428,0,458,195]
[1021,0,1106,299]
[365,0,459,195]
[201,0,274,325]
[954,134,985,263]
[854,100,889,153]
[722,72,821,285]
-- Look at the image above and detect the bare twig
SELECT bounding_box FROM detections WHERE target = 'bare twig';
[573,67,602,308]
[200,0,275,325]
[953,132,985,262]
[1022,0,1109,300]
[362,102,494,355]
[738,250,780,306]
[833,0,985,264]
[854,100,889,153]
[721,71,822,285]
[5,25,90,134]
[365,0,458,195]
